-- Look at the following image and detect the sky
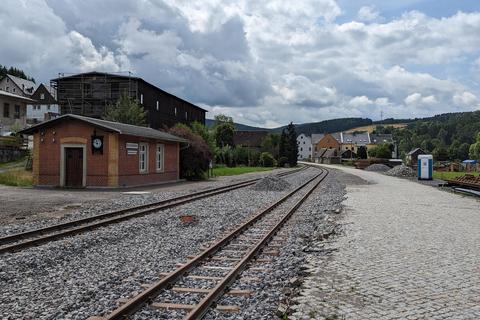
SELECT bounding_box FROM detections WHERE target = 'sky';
[1,0,480,128]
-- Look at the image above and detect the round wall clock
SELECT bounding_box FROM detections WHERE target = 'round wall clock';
[93,138,102,149]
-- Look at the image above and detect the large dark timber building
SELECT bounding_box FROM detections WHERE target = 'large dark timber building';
[51,72,206,128]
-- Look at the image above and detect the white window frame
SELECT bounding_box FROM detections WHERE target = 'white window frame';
[40,93,45,100]
[174,107,177,116]
[156,143,164,172]
[156,101,159,111]
[139,142,148,173]
[140,93,144,104]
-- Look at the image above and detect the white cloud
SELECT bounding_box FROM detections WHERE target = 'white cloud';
[405,93,437,106]
[349,96,373,107]
[1,0,480,127]
[453,91,477,106]
[357,6,380,22]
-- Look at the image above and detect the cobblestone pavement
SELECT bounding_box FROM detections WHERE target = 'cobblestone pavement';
[291,164,480,320]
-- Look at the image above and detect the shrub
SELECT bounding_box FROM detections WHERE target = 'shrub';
[277,156,288,167]
[233,147,249,166]
[168,125,213,180]
[260,152,276,167]
[368,143,392,159]
[249,150,261,166]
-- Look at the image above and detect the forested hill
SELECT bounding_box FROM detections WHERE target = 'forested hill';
[205,119,267,131]
[0,65,35,83]
[274,118,372,135]
[206,117,373,134]
[393,110,480,160]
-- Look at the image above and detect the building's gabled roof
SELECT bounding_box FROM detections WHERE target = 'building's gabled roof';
[19,114,188,143]
[311,133,325,144]
[370,133,393,144]
[323,148,338,158]
[315,148,328,157]
[340,131,370,145]
[331,132,342,142]
[32,83,57,102]
[51,71,207,112]
[407,147,425,155]
[0,90,36,102]
[5,74,36,95]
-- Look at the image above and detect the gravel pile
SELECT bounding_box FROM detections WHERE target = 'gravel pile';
[364,163,391,172]
[385,164,416,178]
[0,168,318,319]
[251,175,291,191]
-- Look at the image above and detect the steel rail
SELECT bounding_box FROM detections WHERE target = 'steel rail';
[0,167,306,254]
[100,168,326,320]
[186,168,329,319]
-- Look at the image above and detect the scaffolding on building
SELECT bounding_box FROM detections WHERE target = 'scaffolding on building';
[50,71,137,118]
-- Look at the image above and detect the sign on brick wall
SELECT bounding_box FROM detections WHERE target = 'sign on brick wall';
[126,142,138,155]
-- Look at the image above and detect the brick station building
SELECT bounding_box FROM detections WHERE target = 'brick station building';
[20,114,187,188]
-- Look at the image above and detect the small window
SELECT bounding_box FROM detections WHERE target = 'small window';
[185,111,188,120]
[140,94,143,104]
[5,86,9,92]
[40,93,45,100]
[300,147,303,151]
[47,105,51,110]
[14,105,20,119]
[309,147,311,151]
[13,88,16,93]
[3,103,10,118]
[139,143,148,173]
[174,107,177,116]
[6,78,9,83]
[156,101,159,111]
[156,144,164,172]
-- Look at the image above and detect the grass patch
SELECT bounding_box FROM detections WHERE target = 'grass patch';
[212,166,274,177]
[433,171,479,180]
[0,157,26,169]
[0,169,33,187]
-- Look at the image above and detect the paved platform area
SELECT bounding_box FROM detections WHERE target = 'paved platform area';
[292,164,480,320]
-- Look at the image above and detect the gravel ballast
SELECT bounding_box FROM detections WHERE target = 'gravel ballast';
[0,167,344,319]
[251,174,291,191]
[0,168,292,237]
[364,163,391,172]
[385,164,416,178]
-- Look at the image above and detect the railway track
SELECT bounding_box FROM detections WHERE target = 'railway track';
[92,167,329,320]
[0,167,306,254]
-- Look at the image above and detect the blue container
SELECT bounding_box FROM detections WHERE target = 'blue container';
[418,154,433,180]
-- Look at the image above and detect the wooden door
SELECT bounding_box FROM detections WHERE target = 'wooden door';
[65,148,83,187]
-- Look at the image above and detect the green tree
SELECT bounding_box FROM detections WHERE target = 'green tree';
[190,121,215,153]
[259,152,276,167]
[433,146,449,161]
[103,92,147,126]
[0,65,35,83]
[457,143,471,160]
[368,143,392,159]
[168,124,212,180]
[214,114,234,148]
[469,133,480,160]
[261,133,281,160]
[279,122,298,167]
[357,146,368,159]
